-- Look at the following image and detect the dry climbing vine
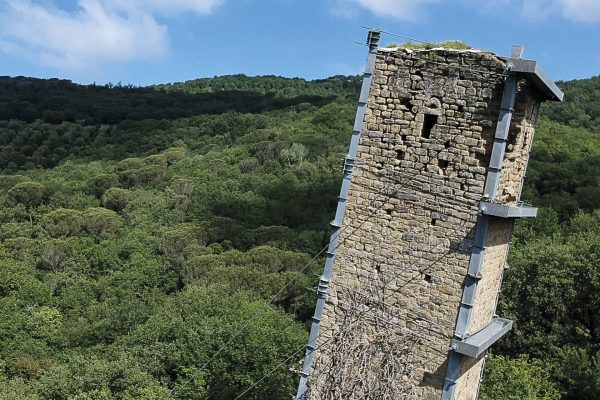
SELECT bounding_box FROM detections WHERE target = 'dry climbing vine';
[306,278,422,400]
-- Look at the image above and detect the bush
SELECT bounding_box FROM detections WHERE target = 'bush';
[90,174,119,197]
[239,158,259,173]
[0,174,31,190]
[480,355,560,400]
[26,306,63,341]
[118,166,164,187]
[116,158,145,172]
[8,182,44,209]
[82,208,121,238]
[9,358,52,380]
[144,154,167,167]
[39,240,67,272]
[171,178,195,196]
[280,143,308,167]
[101,188,132,213]
[161,147,187,165]
[40,208,83,237]
[159,224,206,257]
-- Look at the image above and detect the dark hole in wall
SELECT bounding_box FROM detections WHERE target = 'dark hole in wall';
[376,265,382,274]
[431,218,437,226]
[386,209,393,215]
[400,98,412,110]
[507,129,519,148]
[396,150,405,160]
[424,273,433,283]
[457,104,465,112]
[444,140,451,149]
[421,114,438,139]
[415,70,424,78]
[438,159,449,169]
[401,134,407,141]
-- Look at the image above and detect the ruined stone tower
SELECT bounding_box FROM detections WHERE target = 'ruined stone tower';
[296,31,563,400]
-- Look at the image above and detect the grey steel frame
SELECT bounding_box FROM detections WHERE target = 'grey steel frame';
[294,30,380,400]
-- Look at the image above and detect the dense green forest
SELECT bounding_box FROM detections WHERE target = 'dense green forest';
[0,73,598,399]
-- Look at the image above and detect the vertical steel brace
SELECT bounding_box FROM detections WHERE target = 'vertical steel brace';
[441,46,522,400]
[295,30,380,400]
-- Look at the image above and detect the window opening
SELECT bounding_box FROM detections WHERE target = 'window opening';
[421,114,438,139]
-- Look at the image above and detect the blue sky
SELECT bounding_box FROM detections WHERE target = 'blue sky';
[1,0,599,86]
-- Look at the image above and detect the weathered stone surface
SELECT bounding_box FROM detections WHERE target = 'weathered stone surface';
[304,47,542,400]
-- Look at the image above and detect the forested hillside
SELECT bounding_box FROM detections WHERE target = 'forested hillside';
[0,73,598,399]
[542,76,600,134]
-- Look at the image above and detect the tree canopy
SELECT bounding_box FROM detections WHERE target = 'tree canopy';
[0,72,598,399]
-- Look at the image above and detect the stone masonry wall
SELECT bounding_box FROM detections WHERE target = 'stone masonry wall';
[305,47,541,400]
[498,85,541,203]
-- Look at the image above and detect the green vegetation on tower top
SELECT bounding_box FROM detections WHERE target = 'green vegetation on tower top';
[388,40,473,50]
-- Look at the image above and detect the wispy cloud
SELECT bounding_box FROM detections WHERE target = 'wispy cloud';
[106,0,225,15]
[520,0,558,21]
[473,0,600,23]
[339,0,600,23]
[331,0,438,21]
[559,0,600,22]
[0,0,224,73]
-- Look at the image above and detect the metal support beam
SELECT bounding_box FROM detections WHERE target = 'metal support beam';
[295,30,380,400]
[451,318,513,358]
[483,49,519,199]
[441,214,491,400]
[479,201,538,218]
[456,215,490,339]
[508,58,564,102]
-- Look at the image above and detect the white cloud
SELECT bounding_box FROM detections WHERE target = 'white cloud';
[520,0,557,20]
[107,0,225,15]
[559,0,600,22]
[0,0,224,73]
[471,0,600,23]
[332,0,438,21]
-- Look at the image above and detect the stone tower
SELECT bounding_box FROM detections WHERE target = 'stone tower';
[296,31,563,400]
